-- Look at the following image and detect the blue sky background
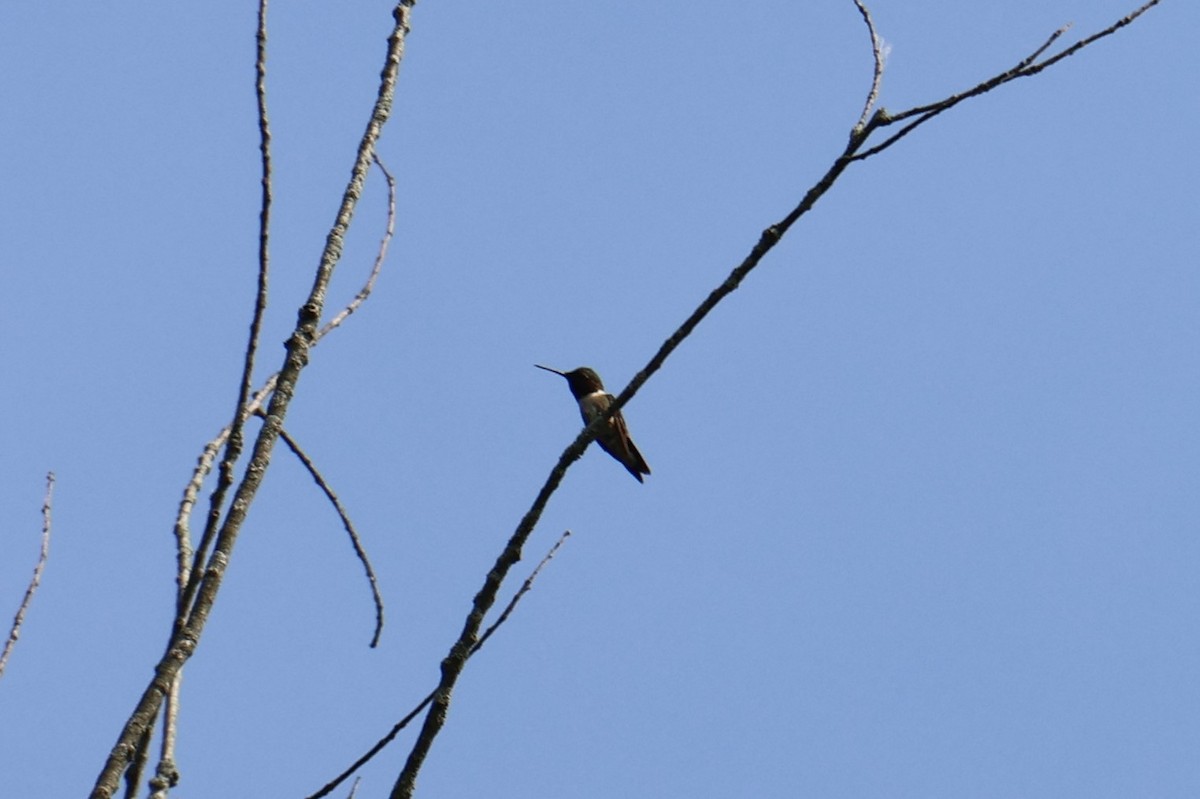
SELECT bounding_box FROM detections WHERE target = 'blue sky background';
[2,2,1196,797]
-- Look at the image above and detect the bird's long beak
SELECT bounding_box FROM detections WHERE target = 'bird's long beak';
[534,364,566,377]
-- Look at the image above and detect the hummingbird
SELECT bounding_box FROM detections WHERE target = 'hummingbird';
[536,364,651,483]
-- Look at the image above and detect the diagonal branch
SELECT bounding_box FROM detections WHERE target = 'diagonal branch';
[386,1,1166,796]
[387,127,863,799]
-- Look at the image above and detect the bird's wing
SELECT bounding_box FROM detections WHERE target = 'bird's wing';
[609,402,651,475]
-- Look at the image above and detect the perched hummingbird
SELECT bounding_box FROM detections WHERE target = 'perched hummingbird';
[536,364,651,483]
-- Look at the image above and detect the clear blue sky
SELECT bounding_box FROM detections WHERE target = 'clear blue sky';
[2,2,1196,797]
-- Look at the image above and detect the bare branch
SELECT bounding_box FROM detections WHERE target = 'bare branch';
[311,692,437,799]
[1036,0,1160,71]
[147,677,182,798]
[320,153,397,338]
[274,420,385,648]
[1017,24,1071,70]
[0,472,54,680]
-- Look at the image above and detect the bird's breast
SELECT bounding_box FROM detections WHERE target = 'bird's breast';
[577,391,612,424]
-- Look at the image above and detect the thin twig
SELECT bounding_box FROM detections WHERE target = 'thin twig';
[178,0,276,621]
[309,531,572,799]
[146,677,181,798]
[89,3,417,796]
[0,472,54,680]
[1016,25,1070,70]
[320,153,397,338]
[1035,0,1160,71]
[474,530,570,652]
[851,0,885,130]
[145,8,276,796]
[311,692,437,799]
[275,421,385,648]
